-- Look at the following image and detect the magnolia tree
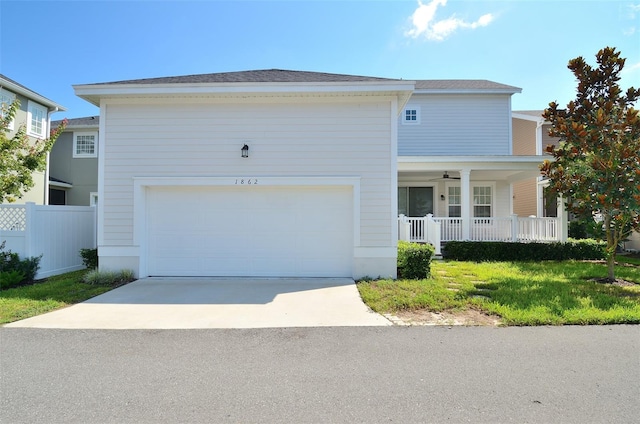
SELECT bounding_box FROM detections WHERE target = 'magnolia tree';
[542,47,640,281]
[0,99,66,203]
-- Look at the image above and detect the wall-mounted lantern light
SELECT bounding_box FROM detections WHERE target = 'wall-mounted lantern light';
[241,144,249,158]
[440,194,446,201]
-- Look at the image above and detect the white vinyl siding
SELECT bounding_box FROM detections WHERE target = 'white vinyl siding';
[101,100,393,247]
[398,94,512,156]
[27,101,47,137]
[73,131,98,157]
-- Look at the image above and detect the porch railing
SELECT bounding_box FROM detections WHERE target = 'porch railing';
[399,214,560,245]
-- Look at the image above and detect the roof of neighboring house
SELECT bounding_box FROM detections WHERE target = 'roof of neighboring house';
[414,79,521,94]
[52,116,99,130]
[512,110,550,123]
[514,110,545,117]
[0,74,66,111]
[84,69,398,85]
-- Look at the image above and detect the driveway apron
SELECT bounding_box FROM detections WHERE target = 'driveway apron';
[4,277,391,329]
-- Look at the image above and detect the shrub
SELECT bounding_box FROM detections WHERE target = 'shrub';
[398,241,435,279]
[79,248,98,269]
[442,239,606,262]
[0,270,26,289]
[0,241,41,287]
[83,269,135,286]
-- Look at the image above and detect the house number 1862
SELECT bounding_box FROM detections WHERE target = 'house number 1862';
[235,178,258,185]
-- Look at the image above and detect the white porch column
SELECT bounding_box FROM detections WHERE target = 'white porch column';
[460,169,471,240]
[557,195,569,242]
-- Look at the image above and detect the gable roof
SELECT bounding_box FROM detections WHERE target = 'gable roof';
[74,69,416,108]
[86,69,397,85]
[0,74,66,111]
[414,79,521,94]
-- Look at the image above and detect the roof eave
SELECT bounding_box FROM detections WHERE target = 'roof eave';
[413,88,522,95]
[0,78,66,112]
[73,80,417,106]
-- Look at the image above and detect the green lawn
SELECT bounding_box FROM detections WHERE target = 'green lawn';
[358,260,640,326]
[0,270,113,324]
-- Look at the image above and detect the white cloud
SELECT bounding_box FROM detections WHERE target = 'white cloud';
[405,0,494,41]
[622,61,640,74]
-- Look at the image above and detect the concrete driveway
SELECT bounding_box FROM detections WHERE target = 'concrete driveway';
[4,277,391,329]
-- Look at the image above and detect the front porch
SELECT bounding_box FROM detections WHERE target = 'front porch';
[399,214,563,253]
[396,156,568,252]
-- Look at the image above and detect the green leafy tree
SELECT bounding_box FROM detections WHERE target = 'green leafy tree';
[0,99,66,203]
[542,47,640,281]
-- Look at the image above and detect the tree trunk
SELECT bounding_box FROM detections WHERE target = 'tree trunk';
[604,214,615,281]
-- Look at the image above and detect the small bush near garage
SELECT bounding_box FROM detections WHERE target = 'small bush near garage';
[83,269,135,287]
[0,241,41,289]
[79,248,98,269]
[398,241,435,279]
[442,239,606,262]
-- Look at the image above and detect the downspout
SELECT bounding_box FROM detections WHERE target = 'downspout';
[44,107,59,205]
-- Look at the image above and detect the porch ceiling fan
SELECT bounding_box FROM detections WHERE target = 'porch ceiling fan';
[427,171,461,181]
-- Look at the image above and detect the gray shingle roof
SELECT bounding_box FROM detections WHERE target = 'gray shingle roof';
[52,116,99,129]
[89,69,399,85]
[415,79,520,92]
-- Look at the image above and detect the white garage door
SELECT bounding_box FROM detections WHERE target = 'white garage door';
[146,186,353,277]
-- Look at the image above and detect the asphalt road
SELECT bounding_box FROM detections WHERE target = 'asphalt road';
[1,326,639,423]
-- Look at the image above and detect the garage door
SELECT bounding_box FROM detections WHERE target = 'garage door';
[146,185,354,277]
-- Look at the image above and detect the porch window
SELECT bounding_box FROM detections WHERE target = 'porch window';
[473,186,492,217]
[398,187,433,216]
[448,186,461,217]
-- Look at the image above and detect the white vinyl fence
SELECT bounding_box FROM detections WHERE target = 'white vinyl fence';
[0,203,96,279]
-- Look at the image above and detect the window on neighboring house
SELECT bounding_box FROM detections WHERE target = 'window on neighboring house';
[49,188,66,205]
[398,187,433,216]
[402,106,420,125]
[448,186,461,217]
[473,186,492,217]
[1,89,16,130]
[27,101,47,137]
[73,131,98,158]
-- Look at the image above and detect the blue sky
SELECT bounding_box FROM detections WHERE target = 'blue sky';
[1,0,639,119]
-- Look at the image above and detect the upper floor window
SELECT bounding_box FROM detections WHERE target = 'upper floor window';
[402,106,420,125]
[73,131,98,158]
[27,101,47,137]
[473,186,492,217]
[0,89,16,130]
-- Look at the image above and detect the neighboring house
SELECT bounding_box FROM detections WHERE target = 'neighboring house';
[73,69,414,279]
[0,74,66,204]
[397,82,561,243]
[511,110,561,218]
[49,116,99,206]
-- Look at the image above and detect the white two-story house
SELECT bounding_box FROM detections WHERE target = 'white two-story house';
[72,70,564,279]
